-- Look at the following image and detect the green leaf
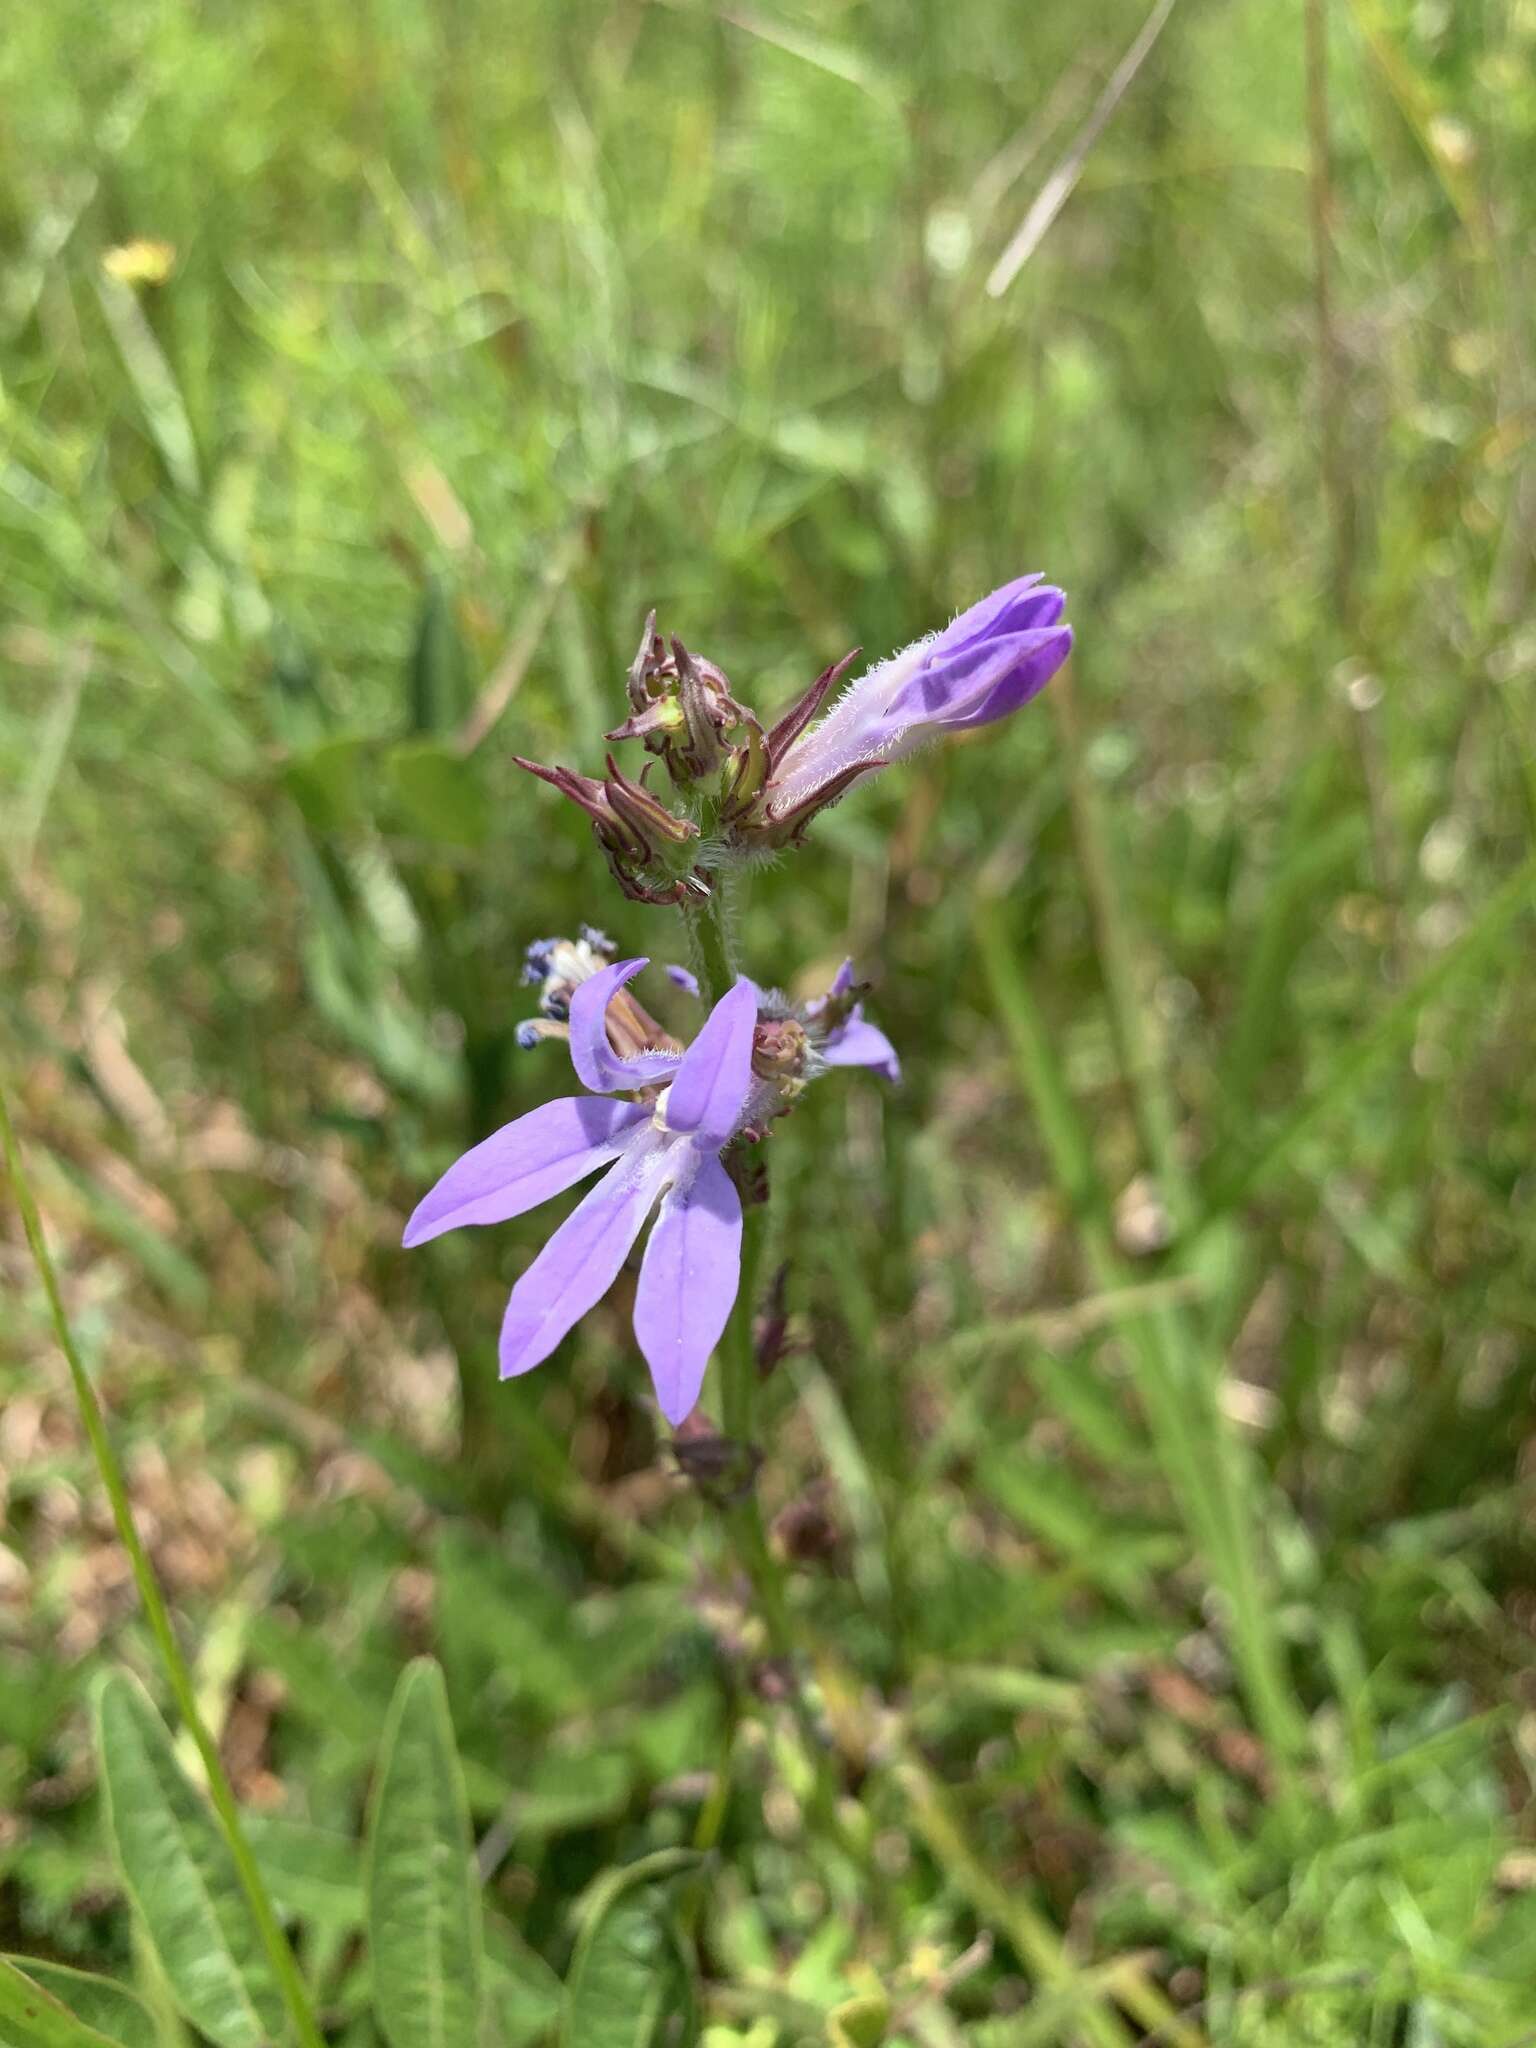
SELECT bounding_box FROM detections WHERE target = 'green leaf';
[829,1992,890,2048]
[560,1851,702,2048]
[365,1659,482,2048]
[509,1751,635,1838]
[482,1921,563,2048]
[383,740,489,848]
[0,1960,121,2048]
[94,1673,285,2048]
[283,735,373,833]
[406,579,472,736]
[244,1815,363,1929]
[1,1961,159,2048]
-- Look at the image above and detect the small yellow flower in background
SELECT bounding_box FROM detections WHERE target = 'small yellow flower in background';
[101,239,176,287]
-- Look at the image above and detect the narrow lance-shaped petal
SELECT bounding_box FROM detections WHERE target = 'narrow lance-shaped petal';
[499,1132,672,1379]
[567,958,681,1092]
[821,1013,901,1084]
[402,1094,650,1247]
[663,976,759,1147]
[634,1154,743,1424]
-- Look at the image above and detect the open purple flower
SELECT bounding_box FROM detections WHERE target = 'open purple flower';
[403,960,758,1425]
[667,958,901,1084]
[723,575,1071,846]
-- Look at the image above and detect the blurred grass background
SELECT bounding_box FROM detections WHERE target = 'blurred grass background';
[3,0,1535,2040]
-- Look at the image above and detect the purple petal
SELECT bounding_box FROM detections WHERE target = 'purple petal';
[821,1008,902,1084]
[936,575,1063,654]
[633,1155,743,1424]
[884,625,1072,733]
[498,1134,671,1378]
[567,958,681,1092]
[944,625,1074,732]
[665,964,700,998]
[402,1095,650,1247]
[664,977,758,1147]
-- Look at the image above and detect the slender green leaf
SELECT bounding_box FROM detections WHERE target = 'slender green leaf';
[244,1815,363,1929]
[483,1922,563,2048]
[384,741,489,848]
[560,1851,702,2048]
[0,1961,121,2048]
[94,275,201,497]
[94,1673,284,2048]
[2,1961,158,2048]
[406,580,472,736]
[365,1659,482,2048]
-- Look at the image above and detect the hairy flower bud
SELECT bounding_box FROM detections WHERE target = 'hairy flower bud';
[607,613,756,790]
[750,1016,810,1082]
[512,753,707,905]
[722,576,1072,850]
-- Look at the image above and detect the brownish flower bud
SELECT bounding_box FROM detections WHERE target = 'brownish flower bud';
[606,610,755,791]
[512,754,706,906]
[717,649,885,849]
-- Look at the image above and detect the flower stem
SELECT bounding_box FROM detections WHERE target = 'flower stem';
[688,876,859,1861]
[678,870,742,1008]
[0,1079,327,2048]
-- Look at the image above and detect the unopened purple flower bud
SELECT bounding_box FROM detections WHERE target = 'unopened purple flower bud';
[725,575,1072,849]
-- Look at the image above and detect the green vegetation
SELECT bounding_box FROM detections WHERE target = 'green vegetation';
[3,0,1534,2041]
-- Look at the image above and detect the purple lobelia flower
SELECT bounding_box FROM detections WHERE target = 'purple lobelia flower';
[404,959,762,1425]
[667,957,900,1085]
[721,575,1072,848]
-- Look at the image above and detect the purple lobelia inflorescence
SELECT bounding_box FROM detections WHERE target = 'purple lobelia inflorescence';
[406,575,1067,1424]
[404,947,898,1423]
[513,575,1072,883]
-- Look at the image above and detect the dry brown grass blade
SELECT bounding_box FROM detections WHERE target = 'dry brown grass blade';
[987,0,1181,297]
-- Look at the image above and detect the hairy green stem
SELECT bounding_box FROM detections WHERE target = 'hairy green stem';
[0,1080,326,2048]
[693,880,868,1870]
[678,871,742,1008]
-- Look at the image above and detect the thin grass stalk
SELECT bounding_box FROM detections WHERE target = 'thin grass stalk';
[1197,852,1536,1232]
[1305,0,1355,628]
[893,1752,1205,2048]
[0,1079,326,2048]
[1050,675,1192,1226]
[716,1204,873,1882]
[972,901,1308,1778]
